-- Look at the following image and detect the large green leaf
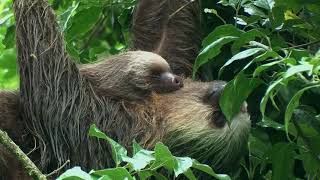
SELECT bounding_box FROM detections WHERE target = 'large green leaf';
[66,7,102,41]
[192,160,231,180]
[220,73,261,122]
[57,167,93,180]
[88,124,127,166]
[260,63,313,117]
[152,142,176,171]
[284,85,320,137]
[193,36,238,78]
[253,59,282,77]
[218,47,264,77]
[174,157,193,177]
[59,2,80,31]
[283,64,313,78]
[202,24,243,46]
[91,167,134,180]
[122,150,155,171]
[271,143,296,180]
[231,29,266,54]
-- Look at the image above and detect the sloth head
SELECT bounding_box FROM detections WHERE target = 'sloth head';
[149,79,251,171]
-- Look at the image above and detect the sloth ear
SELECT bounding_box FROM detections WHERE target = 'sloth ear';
[131,0,202,77]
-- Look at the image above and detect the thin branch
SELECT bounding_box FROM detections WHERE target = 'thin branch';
[46,160,70,177]
[0,129,46,180]
[284,40,320,50]
[169,0,196,21]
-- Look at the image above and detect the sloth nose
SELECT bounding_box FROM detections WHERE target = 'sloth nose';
[207,81,226,107]
[160,72,183,89]
[173,75,183,88]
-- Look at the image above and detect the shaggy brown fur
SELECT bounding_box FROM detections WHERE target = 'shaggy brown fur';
[0,0,251,179]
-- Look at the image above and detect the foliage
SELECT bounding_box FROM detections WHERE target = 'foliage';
[56,125,230,180]
[197,0,320,179]
[1,0,320,179]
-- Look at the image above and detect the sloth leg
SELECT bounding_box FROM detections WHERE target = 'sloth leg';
[132,0,202,76]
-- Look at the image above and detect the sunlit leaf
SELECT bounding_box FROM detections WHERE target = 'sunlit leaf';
[57,166,93,180]
[122,150,155,171]
[192,160,231,180]
[91,167,134,180]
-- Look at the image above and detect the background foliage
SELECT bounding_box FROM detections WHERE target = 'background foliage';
[1,0,320,179]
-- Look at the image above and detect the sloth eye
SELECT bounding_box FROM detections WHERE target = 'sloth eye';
[211,110,226,128]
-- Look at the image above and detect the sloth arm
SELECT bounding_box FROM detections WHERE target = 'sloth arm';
[132,0,202,76]
[13,0,96,166]
[14,0,91,120]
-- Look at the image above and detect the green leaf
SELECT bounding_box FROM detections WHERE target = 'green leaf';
[243,4,267,18]
[174,157,193,177]
[138,171,153,180]
[192,160,231,180]
[260,64,313,117]
[152,142,176,171]
[193,36,238,78]
[231,29,266,54]
[253,0,274,10]
[219,48,264,77]
[260,78,283,117]
[271,143,295,180]
[183,169,197,180]
[218,0,241,8]
[57,167,93,180]
[283,64,313,79]
[66,7,102,41]
[2,25,15,49]
[122,149,155,171]
[59,2,80,31]
[257,116,284,131]
[88,124,127,166]
[299,151,320,176]
[253,59,282,77]
[202,24,242,46]
[90,167,134,180]
[241,50,280,72]
[220,73,261,122]
[284,85,320,137]
[132,139,143,155]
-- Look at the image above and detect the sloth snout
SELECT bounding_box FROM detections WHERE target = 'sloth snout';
[207,81,226,108]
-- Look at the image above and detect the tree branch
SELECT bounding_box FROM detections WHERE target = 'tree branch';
[0,129,46,180]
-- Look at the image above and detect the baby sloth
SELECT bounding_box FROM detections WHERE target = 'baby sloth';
[80,51,184,99]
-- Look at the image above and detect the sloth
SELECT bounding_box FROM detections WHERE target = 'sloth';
[0,0,251,179]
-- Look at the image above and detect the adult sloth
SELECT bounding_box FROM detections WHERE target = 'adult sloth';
[0,0,250,179]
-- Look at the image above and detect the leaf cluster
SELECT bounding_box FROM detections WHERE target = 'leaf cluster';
[197,0,320,179]
[57,125,230,180]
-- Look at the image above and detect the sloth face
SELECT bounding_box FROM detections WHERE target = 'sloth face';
[152,79,251,171]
